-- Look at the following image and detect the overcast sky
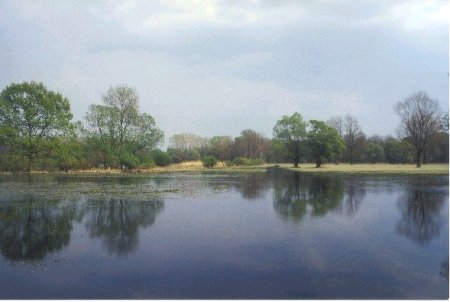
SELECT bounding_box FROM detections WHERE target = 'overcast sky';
[1,0,448,147]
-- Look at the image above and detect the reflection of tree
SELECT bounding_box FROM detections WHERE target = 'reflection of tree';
[440,259,448,281]
[272,171,344,222]
[396,190,445,246]
[233,173,271,200]
[0,198,76,261]
[83,198,164,256]
[337,180,366,216]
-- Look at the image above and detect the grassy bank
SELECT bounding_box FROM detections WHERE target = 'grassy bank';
[278,163,449,175]
[5,161,448,175]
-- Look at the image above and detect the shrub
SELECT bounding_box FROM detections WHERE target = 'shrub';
[233,157,252,166]
[202,156,217,168]
[150,149,171,167]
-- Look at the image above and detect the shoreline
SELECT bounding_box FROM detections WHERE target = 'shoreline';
[1,163,448,176]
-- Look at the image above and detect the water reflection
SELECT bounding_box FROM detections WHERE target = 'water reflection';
[272,171,344,222]
[396,190,445,246]
[0,195,164,261]
[440,259,449,281]
[82,198,164,256]
[0,198,77,261]
[233,173,271,200]
[338,179,366,216]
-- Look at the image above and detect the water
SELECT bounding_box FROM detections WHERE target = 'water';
[0,171,447,299]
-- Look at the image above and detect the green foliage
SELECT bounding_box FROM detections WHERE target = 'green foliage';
[363,141,385,163]
[202,156,217,168]
[384,138,414,164]
[0,82,74,171]
[150,149,171,167]
[83,85,164,168]
[118,149,140,169]
[307,120,345,168]
[273,112,308,167]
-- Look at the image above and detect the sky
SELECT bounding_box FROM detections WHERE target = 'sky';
[0,0,448,147]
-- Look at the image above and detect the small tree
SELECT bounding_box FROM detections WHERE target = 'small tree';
[273,112,308,167]
[307,120,345,168]
[394,91,441,168]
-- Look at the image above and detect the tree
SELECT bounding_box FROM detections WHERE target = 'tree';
[0,82,74,171]
[84,86,163,168]
[167,133,208,162]
[102,85,139,147]
[273,112,308,168]
[362,141,384,163]
[394,91,441,168]
[233,129,271,160]
[343,114,364,164]
[307,120,345,168]
[208,136,234,163]
[327,116,344,137]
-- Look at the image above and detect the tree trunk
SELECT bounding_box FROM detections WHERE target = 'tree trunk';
[27,154,32,173]
[294,161,299,168]
[416,150,422,168]
[315,158,321,168]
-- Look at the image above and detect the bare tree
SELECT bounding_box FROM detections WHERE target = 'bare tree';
[343,114,364,165]
[394,91,441,168]
[234,129,271,159]
[327,116,344,137]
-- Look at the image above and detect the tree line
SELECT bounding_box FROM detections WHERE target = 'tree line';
[0,81,447,171]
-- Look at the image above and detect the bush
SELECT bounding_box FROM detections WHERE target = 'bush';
[202,156,217,168]
[150,149,171,167]
[119,150,140,169]
[233,157,252,166]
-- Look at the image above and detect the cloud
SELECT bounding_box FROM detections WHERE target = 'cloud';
[0,0,447,147]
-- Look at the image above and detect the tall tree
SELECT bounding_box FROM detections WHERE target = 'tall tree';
[84,86,163,168]
[273,112,307,168]
[0,82,73,171]
[102,85,139,147]
[394,91,441,168]
[343,114,364,164]
[327,116,344,137]
[307,120,345,168]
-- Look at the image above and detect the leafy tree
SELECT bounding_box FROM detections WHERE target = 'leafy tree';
[0,82,74,171]
[394,91,441,167]
[362,141,385,163]
[84,86,163,168]
[273,112,308,167]
[384,137,414,164]
[307,120,345,168]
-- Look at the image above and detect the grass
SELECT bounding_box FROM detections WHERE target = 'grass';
[8,161,448,175]
[278,163,449,175]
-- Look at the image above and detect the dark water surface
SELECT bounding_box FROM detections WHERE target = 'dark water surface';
[0,171,447,299]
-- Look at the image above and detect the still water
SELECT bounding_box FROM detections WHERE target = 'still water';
[0,170,447,299]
